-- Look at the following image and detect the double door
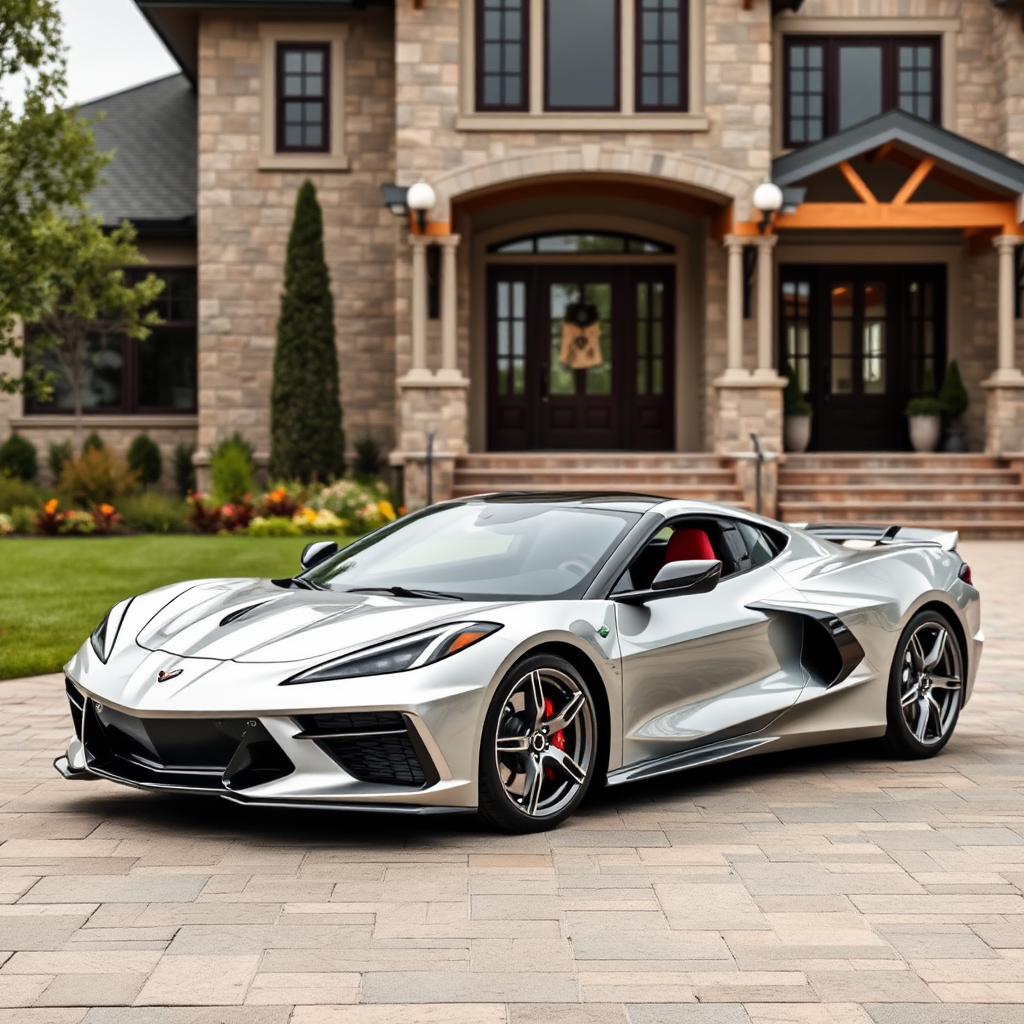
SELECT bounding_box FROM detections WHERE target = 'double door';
[780,264,946,451]
[487,265,675,451]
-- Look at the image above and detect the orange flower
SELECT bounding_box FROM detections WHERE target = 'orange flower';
[44,498,59,515]
[99,503,115,516]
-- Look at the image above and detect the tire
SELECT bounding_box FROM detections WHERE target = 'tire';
[884,610,965,759]
[477,653,599,833]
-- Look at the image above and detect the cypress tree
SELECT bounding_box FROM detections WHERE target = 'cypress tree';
[270,180,345,482]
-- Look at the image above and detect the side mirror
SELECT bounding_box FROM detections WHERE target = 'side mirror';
[616,559,722,604]
[300,540,338,571]
[652,559,722,594]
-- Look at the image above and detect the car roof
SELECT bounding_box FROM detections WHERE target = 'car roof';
[452,492,761,518]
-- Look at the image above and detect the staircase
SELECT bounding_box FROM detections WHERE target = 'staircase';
[778,454,1024,539]
[452,453,748,507]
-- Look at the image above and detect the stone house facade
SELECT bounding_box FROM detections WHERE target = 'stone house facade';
[3,0,1024,508]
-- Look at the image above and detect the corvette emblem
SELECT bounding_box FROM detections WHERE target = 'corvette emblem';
[157,668,183,683]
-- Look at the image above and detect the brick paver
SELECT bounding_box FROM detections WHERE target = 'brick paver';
[1,541,1022,1023]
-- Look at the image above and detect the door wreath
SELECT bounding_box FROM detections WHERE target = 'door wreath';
[558,301,603,370]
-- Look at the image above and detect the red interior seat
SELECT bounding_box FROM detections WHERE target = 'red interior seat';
[664,527,715,564]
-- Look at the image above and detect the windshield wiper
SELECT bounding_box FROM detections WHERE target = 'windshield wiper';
[346,586,464,601]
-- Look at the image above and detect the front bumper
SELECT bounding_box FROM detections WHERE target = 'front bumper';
[59,672,483,810]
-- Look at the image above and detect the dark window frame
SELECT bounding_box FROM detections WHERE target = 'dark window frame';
[635,0,689,113]
[544,0,622,113]
[24,267,198,417]
[275,42,331,154]
[475,0,530,112]
[783,35,941,148]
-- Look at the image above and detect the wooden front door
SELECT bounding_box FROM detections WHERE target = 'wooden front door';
[780,264,947,451]
[487,265,674,451]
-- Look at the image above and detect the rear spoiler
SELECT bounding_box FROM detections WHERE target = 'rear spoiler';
[797,523,959,552]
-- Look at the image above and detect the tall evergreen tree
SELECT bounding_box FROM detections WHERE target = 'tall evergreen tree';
[270,180,345,482]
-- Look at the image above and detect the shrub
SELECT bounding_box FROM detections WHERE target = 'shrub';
[248,515,301,537]
[0,475,44,513]
[0,432,38,482]
[187,493,223,534]
[211,436,255,504]
[127,434,162,490]
[119,493,190,534]
[36,498,65,536]
[263,486,302,518]
[221,500,258,532]
[173,441,197,497]
[311,478,395,534]
[938,360,969,420]
[0,512,13,535]
[89,503,122,536]
[292,507,348,535]
[59,510,95,535]
[783,364,812,417]
[907,364,942,417]
[82,431,105,454]
[48,440,73,481]
[353,437,382,480]
[9,505,37,533]
[59,447,138,507]
[270,180,345,483]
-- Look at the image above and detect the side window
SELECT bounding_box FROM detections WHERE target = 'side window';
[738,522,781,568]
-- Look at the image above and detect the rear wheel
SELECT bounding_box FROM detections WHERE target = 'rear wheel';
[884,610,964,759]
[477,654,598,833]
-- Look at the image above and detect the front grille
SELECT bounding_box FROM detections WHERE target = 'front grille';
[294,712,437,788]
[79,701,293,791]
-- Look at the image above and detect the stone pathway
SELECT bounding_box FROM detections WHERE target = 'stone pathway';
[1,541,1023,1024]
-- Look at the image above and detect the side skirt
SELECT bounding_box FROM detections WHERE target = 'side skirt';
[605,735,778,787]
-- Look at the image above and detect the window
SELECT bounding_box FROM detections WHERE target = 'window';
[546,0,620,111]
[784,37,940,147]
[276,44,330,153]
[26,269,198,416]
[780,280,811,395]
[477,0,528,111]
[488,231,674,254]
[636,0,688,112]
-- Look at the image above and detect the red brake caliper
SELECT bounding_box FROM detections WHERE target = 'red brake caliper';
[543,698,566,780]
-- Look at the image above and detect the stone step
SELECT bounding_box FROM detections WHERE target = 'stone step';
[779,501,1024,523]
[778,485,1024,503]
[452,482,747,503]
[779,468,1021,486]
[457,453,729,471]
[455,467,738,486]
[782,453,1004,470]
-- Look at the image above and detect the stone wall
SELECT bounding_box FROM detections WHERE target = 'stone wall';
[196,9,397,467]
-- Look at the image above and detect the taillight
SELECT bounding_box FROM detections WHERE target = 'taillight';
[958,562,973,585]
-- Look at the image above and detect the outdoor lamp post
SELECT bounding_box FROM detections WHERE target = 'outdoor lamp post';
[407,181,437,234]
[752,180,784,230]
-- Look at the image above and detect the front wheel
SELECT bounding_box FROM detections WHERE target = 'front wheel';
[477,654,598,833]
[884,610,964,759]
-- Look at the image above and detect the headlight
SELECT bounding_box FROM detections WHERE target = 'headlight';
[90,598,132,664]
[282,621,502,685]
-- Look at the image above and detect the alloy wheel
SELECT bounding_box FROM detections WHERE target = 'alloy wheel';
[494,666,595,818]
[899,620,963,746]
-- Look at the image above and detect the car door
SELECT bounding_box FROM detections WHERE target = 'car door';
[615,516,809,769]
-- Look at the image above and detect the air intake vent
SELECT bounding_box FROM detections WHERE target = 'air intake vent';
[294,712,437,788]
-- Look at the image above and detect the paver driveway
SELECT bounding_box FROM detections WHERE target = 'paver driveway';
[1,541,1023,1024]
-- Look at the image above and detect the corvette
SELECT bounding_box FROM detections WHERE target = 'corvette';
[56,494,982,832]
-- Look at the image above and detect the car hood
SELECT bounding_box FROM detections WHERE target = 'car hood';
[133,578,503,664]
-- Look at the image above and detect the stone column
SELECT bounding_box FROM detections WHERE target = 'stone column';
[436,234,462,382]
[723,235,749,380]
[408,234,431,381]
[982,235,1024,453]
[754,234,779,379]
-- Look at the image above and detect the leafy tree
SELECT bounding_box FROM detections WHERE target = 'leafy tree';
[211,437,254,505]
[0,0,108,396]
[127,433,162,490]
[270,180,345,482]
[29,218,164,447]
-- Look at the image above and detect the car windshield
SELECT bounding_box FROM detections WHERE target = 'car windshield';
[302,501,640,600]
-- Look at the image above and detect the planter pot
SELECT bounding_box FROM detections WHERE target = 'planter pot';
[784,415,812,453]
[942,420,967,452]
[908,415,942,453]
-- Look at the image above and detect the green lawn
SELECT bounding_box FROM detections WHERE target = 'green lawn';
[0,536,345,680]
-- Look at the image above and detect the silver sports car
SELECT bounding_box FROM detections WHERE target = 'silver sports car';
[56,494,982,833]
